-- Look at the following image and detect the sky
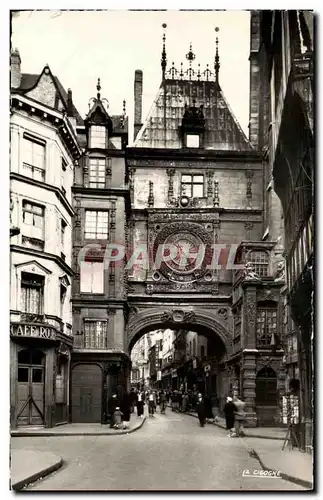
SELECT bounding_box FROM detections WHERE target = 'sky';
[11,10,251,143]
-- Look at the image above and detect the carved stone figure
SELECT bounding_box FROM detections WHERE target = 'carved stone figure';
[242,262,261,281]
[274,261,286,282]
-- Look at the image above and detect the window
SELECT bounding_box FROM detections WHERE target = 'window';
[61,158,67,193]
[256,309,277,347]
[61,219,67,247]
[181,174,204,198]
[85,211,109,239]
[186,134,200,148]
[20,272,44,314]
[200,345,205,359]
[89,158,106,188]
[84,321,108,349]
[247,250,269,277]
[23,201,44,231]
[22,134,45,181]
[90,125,106,149]
[256,367,277,406]
[80,261,104,293]
[60,284,66,318]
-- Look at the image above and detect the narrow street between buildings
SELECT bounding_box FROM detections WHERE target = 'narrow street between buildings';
[12,410,306,491]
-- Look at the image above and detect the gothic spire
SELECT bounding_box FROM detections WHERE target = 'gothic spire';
[214,27,220,84]
[161,23,167,79]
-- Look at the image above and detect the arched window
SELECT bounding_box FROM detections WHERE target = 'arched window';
[256,367,277,406]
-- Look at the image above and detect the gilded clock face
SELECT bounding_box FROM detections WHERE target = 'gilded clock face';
[164,232,202,275]
[152,222,213,284]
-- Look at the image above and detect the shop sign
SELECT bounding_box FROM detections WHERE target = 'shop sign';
[204,364,211,372]
[171,369,177,378]
[193,359,197,369]
[10,323,56,340]
[157,371,162,381]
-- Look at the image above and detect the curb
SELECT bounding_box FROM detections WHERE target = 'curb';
[250,448,313,490]
[185,412,285,440]
[10,417,146,437]
[11,457,63,491]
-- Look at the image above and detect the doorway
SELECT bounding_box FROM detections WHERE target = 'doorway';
[17,348,45,426]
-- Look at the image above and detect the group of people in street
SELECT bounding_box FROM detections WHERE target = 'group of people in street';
[108,387,246,437]
[194,393,246,437]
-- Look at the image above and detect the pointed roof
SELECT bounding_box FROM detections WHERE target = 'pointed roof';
[134,28,252,151]
[84,78,113,134]
[133,78,252,151]
[13,66,84,125]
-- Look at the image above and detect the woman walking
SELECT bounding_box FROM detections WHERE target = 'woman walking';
[136,390,145,418]
[148,391,156,417]
[196,393,206,427]
[224,396,237,437]
[121,391,131,429]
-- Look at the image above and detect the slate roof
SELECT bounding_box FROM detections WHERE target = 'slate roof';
[133,79,252,151]
[15,70,128,135]
[14,72,84,125]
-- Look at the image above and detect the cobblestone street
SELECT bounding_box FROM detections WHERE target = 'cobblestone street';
[12,411,306,491]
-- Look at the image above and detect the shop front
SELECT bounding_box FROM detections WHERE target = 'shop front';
[10,320,72,429]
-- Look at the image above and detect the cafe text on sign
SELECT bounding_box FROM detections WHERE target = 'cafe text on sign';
[10,323,56,340]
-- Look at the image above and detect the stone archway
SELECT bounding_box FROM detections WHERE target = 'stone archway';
[126,307,231,355]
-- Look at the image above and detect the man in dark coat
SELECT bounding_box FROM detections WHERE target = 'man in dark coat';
[223,396,237,437]
[196,393,206,427]
[204,393,214,421]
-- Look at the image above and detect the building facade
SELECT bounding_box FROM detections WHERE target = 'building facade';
[71,82,130,423]
[124,26,286,426]
[10,51,81,428]
[255,10,314,449]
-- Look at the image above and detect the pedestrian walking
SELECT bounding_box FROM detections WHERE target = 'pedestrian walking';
[182,392,189,413]
[121,391,131,429]
[233,396,246,436]
[224,396,237,437]
[204,393,215,422]
[148,391,156,417]
[159,390,167,414]
[137,390,145,418]
[196,393,206,427]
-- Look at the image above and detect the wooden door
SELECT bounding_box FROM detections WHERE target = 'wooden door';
[17,349,45,426]
[71,364,102,423]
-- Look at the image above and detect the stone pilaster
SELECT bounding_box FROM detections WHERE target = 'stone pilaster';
[242,284,258,426]
[242,352,257,427]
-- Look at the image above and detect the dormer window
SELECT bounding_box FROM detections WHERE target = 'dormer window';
[90,125,107,149]
[186,134,200,148]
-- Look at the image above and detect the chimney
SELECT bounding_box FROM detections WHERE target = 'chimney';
[67,88,77,132]
[134,70,143,140]
[10,48,21,89]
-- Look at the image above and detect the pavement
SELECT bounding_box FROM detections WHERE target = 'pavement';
[10,408,311,491]
[11,417,146,437]
[10,449,63,491]
[10,417,146,490]
[185,410,286,440]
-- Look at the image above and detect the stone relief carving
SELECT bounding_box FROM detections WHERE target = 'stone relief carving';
[217,307,228,320]
[242,262,261,281]
[207,170,214,197]
[245,171,254,209]
[161,310,195,323]
[213,180,220,207]
[274,261,286,282]
[148,181,154,208]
